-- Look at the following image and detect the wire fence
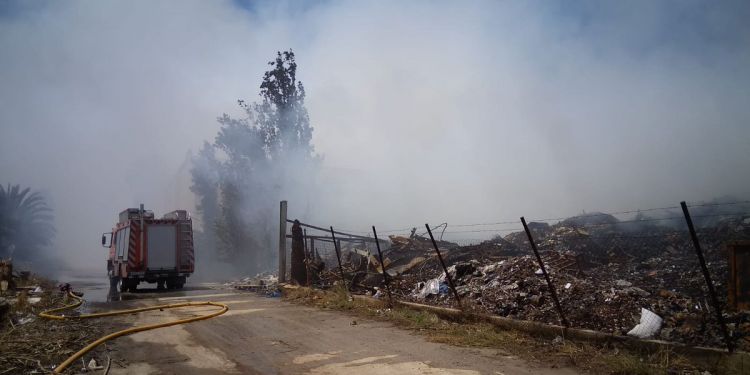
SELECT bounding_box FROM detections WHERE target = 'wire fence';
[281,200,750,352]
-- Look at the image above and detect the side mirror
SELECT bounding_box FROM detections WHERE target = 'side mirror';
[101,232,112,247]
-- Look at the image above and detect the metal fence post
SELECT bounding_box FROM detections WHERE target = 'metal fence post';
[521,217,568,327]
[329,226,349,292]
[303,229,311,287]
[425,223,462,308]
[680,201,733,352]
[372,226,394,307]
[278,201,287,283]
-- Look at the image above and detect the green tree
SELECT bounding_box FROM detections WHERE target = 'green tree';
[190,142,221,258]
[0,184,55,260]
[252,50,314,159]
[191,49,317,271]
[190,142,221,227]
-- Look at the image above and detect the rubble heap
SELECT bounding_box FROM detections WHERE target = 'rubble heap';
[225,272,281,297]
[317,214,750,351]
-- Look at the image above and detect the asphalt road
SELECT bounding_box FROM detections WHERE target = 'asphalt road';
[103,287,579,375]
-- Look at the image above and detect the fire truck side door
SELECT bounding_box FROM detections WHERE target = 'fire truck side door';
[116,230,124,258]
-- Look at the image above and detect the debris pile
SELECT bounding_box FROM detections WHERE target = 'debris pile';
[225,272,280,297]
[316,214,750,351]
[0,261,112,373]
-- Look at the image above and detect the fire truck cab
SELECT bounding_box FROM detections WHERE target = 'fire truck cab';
[102,205,194,292]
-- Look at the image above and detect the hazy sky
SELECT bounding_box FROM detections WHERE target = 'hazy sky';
[1,0,749,267]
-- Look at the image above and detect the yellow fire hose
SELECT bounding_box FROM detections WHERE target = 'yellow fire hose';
[39,291,228,373]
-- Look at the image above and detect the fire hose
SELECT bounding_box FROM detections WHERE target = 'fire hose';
[39,291,229,373]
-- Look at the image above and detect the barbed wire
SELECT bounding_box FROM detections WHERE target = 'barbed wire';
[564,213,749,230]
[685,200,750,208]
[441,227,525,234]
[377,226,418,233]
[448,220,520,227]
[293,201,750,239]
[526,205,682,223]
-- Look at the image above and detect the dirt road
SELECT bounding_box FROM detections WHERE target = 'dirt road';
[104,289,579,374]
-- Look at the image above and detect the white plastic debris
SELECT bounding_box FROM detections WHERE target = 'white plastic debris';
[564,282,572,289]
[417,278,441,299]
[481,261,504,274]
[615,280,632,287]
[88,358,103,370]
[535,268,543,275]
[502,282,518,291]
[627,308,663,339]
[414,273,448,299]
[32,286,43,293]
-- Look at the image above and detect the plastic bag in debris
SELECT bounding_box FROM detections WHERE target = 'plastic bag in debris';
[88,358,103,370]
[266,290,281,298]
[416,275,448,299]
[627,308,663,339]
[438,283,450,294]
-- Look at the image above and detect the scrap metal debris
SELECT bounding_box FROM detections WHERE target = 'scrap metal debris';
[226,272,280,296]
[309,214,750,351]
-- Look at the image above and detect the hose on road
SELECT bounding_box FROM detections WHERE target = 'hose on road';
[39,291,228,373]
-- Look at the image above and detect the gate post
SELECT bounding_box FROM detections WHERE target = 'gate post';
[278,201,288,283]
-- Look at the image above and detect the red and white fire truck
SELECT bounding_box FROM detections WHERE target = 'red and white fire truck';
[102,205,195,292]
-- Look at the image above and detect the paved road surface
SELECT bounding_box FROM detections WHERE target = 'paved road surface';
[104,288,579,375]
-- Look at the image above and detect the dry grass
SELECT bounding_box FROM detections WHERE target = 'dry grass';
[0,276,115,374]
[283,286,745,374]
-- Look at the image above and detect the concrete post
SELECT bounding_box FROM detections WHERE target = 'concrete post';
[278,201,288,283]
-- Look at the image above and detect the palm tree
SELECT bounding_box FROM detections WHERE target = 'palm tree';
[0,184,55,260]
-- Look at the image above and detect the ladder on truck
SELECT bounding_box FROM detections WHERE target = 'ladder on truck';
[178,221,194,270]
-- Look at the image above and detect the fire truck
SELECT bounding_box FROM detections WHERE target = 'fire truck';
[102,205,195,292]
